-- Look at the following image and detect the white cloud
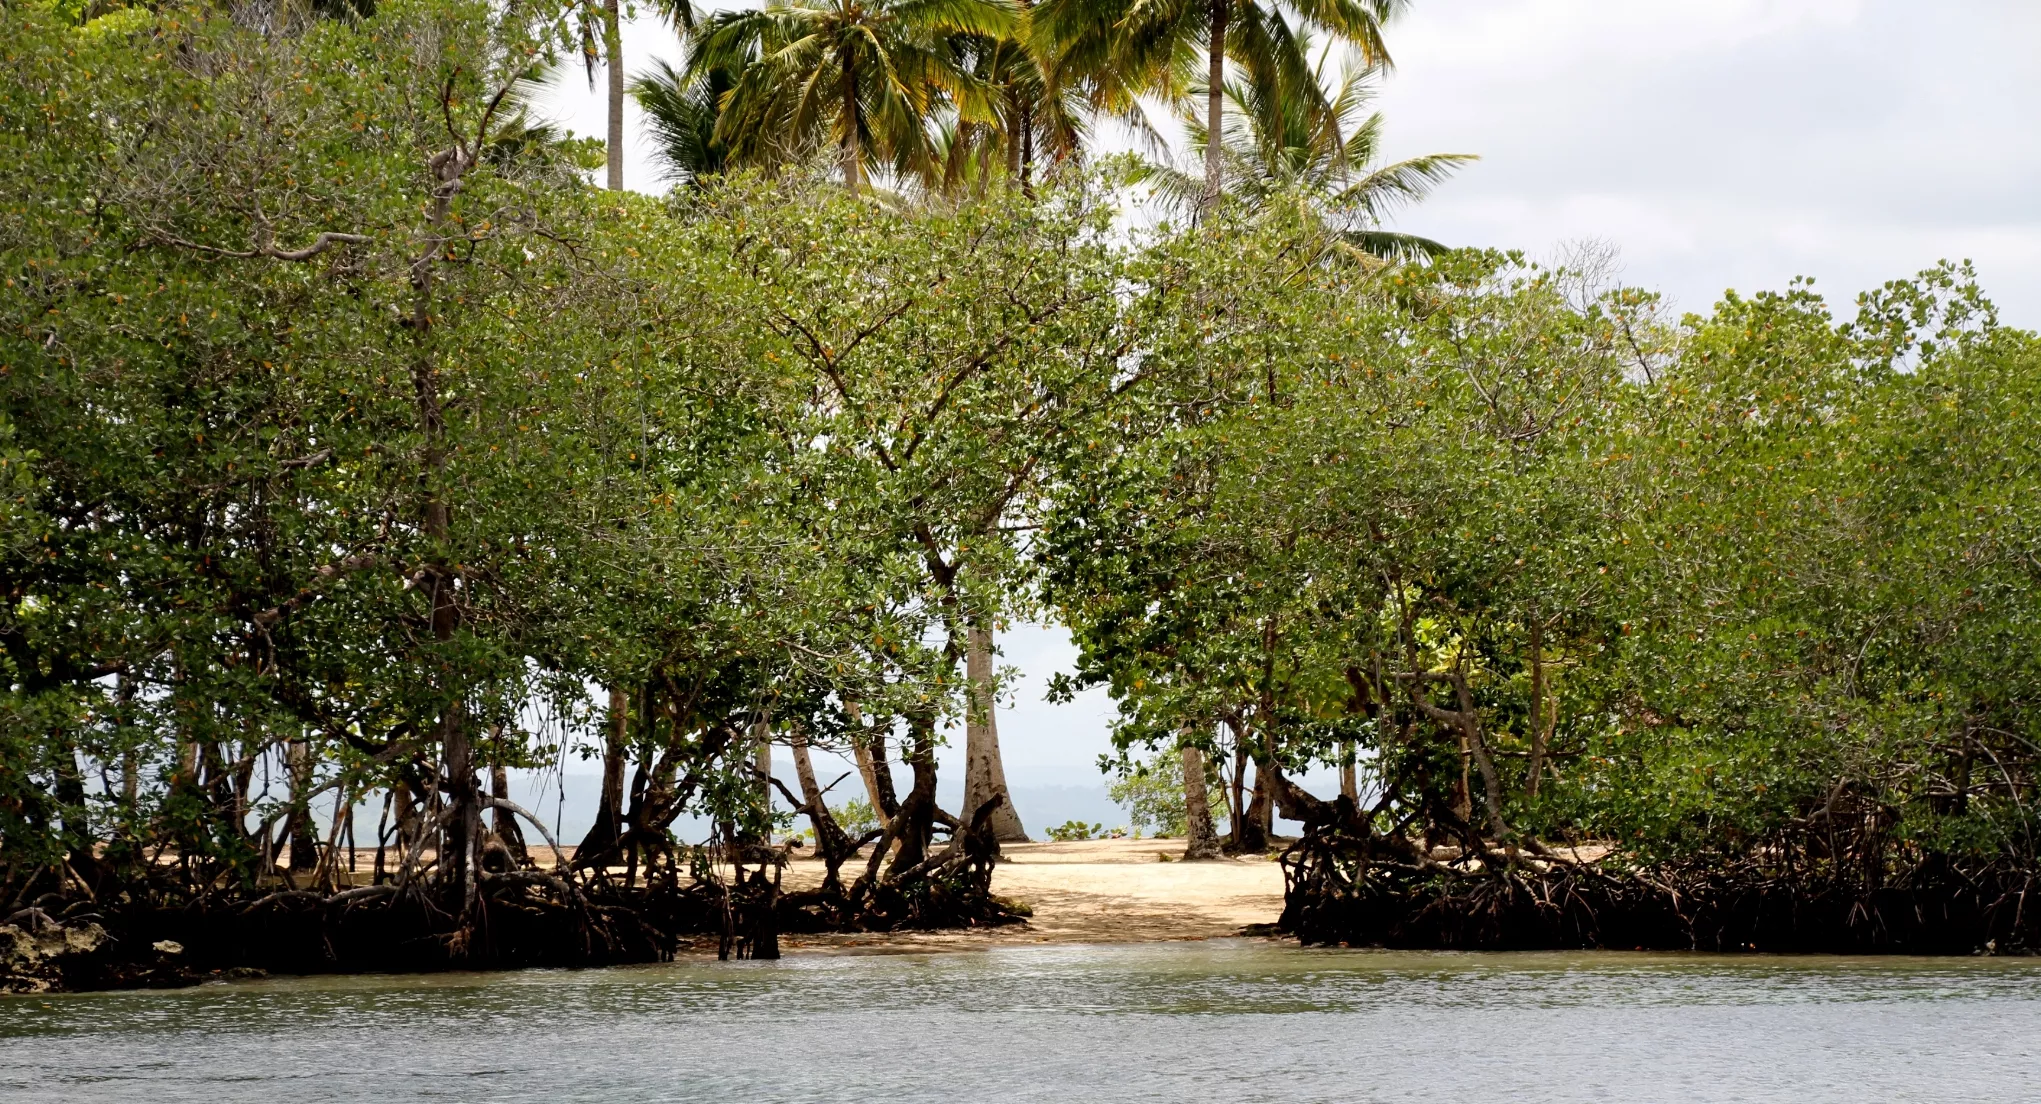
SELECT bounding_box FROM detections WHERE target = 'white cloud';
[1388,0,1866,76]
[1372,0,2041,325]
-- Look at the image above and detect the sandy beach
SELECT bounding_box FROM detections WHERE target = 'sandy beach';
[777,838,1288,953]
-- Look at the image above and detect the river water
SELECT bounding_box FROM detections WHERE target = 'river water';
[4,940,2037,1103]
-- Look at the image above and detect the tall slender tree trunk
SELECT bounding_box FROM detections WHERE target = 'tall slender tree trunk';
[839,50,862,192]
[1339,742,1358,802]
[888,712,939,874]
[393,782,417,868]
[580,684,630,860]
[411,133,480,922]
[1016,0,1036,194]
[604,0,624,191]
[1181,741,1220,860]
[1202,0,1228,211]
[752,718,773,823]
[1527,617,1548,798]
[286,738,318,872]
[1019,101,1035,196]
[790,729,854,890]
[963,619,1029,841]
[491,760,528,866]
[117,673,138,811]
[1005,109,1022,178]
[1453,731,1474,825]
[1240,760,1272,852]
[1228,722,1247,846]
[847,704,895,829]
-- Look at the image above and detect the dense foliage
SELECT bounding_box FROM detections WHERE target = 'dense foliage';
[1042,240,2041,947]
[4,0,2038,974]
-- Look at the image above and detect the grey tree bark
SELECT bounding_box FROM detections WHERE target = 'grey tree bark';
[286,737,319,872]
[844,699,894,829]
[604,0,624,192]
[578,684,630,859]
[963,619,1029,841]
[1181,742,1221,860]
[752,718,773,818]
[1201,0,1228,212]
[490,760,528,866]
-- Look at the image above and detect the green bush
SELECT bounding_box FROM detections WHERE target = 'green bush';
[1047,820,1103,842]
[1110,757,1228,838]
[830,798,880,838]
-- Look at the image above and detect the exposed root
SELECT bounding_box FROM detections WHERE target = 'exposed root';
[1280,827,2041,954]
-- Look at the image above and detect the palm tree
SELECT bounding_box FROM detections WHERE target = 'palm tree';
[1035,0,1407,209]
[571,0,698,192]
[1139,53,1473,261]
[915,23,1089,196]
[632,57,736,185]
[687,0,1024,193]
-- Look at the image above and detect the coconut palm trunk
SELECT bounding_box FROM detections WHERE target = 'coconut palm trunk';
[839,47,862,192]
[605,0,625,190]
[1201,0,1227,210]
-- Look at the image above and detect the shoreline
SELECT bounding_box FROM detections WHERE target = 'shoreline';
[772,837,1288,954]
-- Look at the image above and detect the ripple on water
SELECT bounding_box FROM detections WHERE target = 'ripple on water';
[4,941,2039,1103]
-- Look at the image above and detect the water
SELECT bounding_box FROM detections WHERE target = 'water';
[4,940,2038,1103]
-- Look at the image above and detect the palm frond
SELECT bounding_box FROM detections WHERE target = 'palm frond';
[1337,227,1448,264]
[1329,149,1477,219]
[630,57,731,183]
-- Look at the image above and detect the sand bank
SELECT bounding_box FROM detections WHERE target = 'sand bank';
[777,838,1287,953]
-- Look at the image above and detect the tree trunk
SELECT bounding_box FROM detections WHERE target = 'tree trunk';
[839,48,862,193]
[579,684,630,861]
[117,673,138,810]
[286,738,319,872]
[604,0,624,192]
[1019,101,1035,195]
[441,702,479,916]
[790,729,856,890]
[963,619,1029,841]
[392,781,417,874]
[409,122,482,923]
[1454,672,1512,842]
[1240,760,1272,852]
[1527,617,1549,798]
[490,761,528,866]
[1201,0,1228,211]
[888,713,939,874]
[847,709,896,829]
[1453,730,1474,825]
[752,718,773,828]
[1228,722,1247,846]
[1005,107,1022,178]
[1181,742,1221,860]
[1339,741,1358,803]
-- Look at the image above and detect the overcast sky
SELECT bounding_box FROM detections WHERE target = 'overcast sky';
[534,0,2041,780]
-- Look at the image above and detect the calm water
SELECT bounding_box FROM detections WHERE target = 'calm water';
[4,940,2038,1103]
